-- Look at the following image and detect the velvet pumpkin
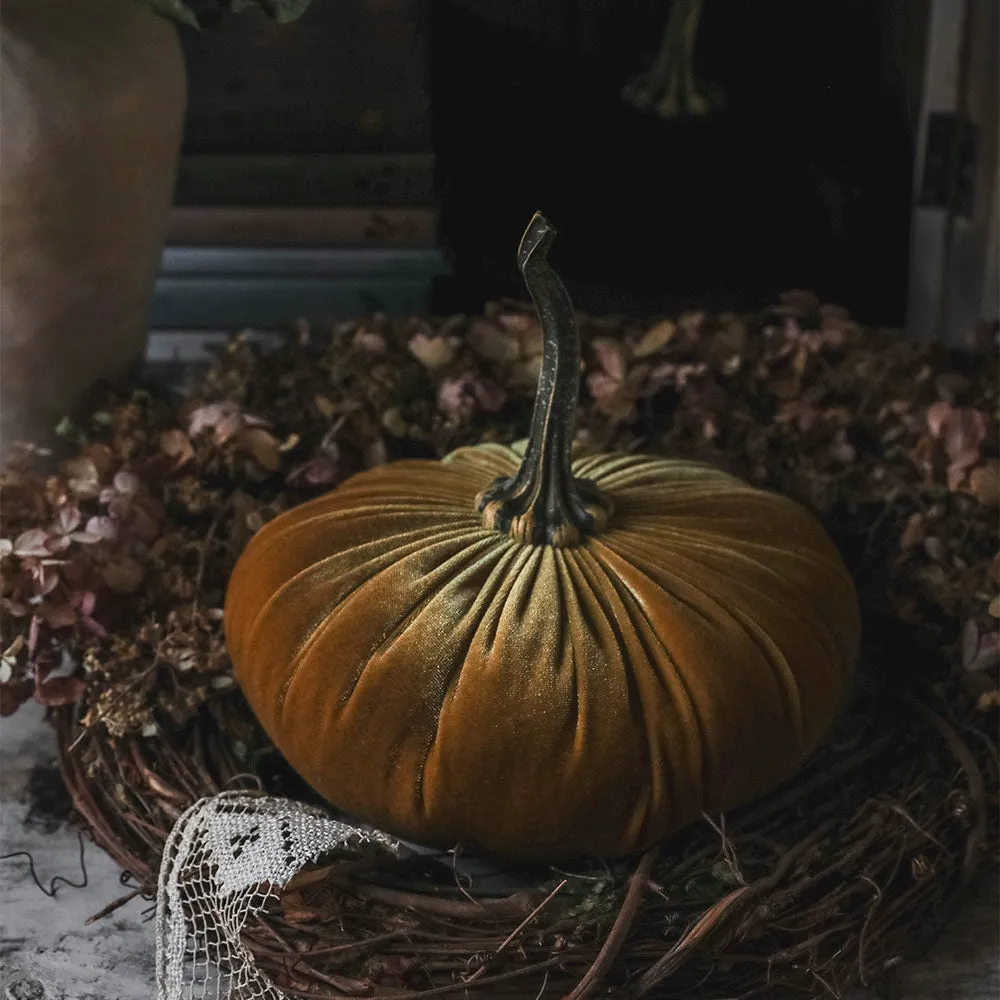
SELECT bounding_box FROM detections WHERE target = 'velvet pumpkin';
[224,213,861,859]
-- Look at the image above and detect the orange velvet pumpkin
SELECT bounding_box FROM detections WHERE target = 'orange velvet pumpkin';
[224,213,861,859]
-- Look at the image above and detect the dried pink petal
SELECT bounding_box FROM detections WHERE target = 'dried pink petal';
[188,401,247,444]
[286,457,339,489]
[68,531,101,545]
[188,402,226,436]
[470,376,507,414]
[925,401,953,439]
[13,529,51,558]
[587,371,622,405]
[437,375,479,419]
[84,516,118,542]
[943,409,986,465]
[27,616,40,656]
[113,470,141,497]
[947,462,970,492]
[353,328,388,357]
[55,505,82,535]
[592,339,628,381]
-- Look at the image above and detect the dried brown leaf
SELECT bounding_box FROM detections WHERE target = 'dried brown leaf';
[633,321,676,359]
[968,462,1000,507]
[237,428,282,473]
[899,513,927,551]
[467,320,521,363]
[408,332,455,371]
[34,674,85,707]
[160,429,195,471]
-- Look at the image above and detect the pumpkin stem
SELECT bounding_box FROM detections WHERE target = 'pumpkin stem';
[477,212,612,546]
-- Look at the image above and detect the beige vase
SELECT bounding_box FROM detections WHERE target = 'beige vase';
[1,0,186,463]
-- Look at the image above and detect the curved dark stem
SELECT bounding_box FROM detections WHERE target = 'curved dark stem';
[477,212,611,547]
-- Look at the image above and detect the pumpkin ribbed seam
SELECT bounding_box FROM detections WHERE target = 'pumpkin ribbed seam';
[550,547,622,845]
[476,543,537,658]
[601,533,812,747]
[260,524,483,714]
[592,537,768,805]
[586,540,707,832]
[411,540,526,823]
[549,548,576,745]
[609,525,849,682]
[314,530,502,710]
[566,546,658,849]
[582,455,720,491]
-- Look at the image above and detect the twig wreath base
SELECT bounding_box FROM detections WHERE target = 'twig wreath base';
[2,295,995,999]
[54,680,992,999]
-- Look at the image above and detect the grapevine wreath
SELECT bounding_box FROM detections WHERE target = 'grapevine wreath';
[1,216,997,999]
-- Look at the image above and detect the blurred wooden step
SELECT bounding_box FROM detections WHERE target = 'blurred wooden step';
[151,245,450,331]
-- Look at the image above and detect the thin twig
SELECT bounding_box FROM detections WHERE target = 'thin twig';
[463,879,568,985]
[564,849,656,1000]
[85,887,143,925]
[909,698,988,883]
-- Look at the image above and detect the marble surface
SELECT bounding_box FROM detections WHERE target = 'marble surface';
[1,702,996,1000]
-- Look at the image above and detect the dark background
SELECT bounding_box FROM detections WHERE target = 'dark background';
[179,0,928,326]
[428,0,921,322]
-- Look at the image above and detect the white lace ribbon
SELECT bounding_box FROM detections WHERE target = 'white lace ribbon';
[155,792,401,1000]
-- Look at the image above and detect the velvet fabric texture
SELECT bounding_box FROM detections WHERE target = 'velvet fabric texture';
[224,443,861,859]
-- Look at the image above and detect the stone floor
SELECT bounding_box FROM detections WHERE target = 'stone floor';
[1,701,996,1000]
